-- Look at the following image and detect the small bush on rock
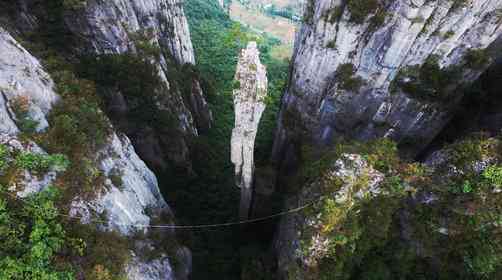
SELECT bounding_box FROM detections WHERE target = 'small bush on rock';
[335,63,364,92]
[464,48,490,70]
[347,0,379,24]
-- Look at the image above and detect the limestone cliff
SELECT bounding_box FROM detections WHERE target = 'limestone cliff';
[273,0,502,170]
[231,42,268,219]
[0,27,189,280]
[275,136,502,279]
[2,0,212,172]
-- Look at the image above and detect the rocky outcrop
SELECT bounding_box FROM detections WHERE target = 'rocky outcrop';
[231,41,268,219]
[69,133,170,235]
[3,0,212,172]
[275,135,502,279]
[273,0,502,170]
[275,153,386,279]
[0,28,58,134]
[0,27,188,280]
[65,0,212,170]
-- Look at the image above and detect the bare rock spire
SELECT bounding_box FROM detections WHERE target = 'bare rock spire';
[231,41,268,220]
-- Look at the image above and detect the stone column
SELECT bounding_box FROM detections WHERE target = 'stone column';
[231,41,268,220]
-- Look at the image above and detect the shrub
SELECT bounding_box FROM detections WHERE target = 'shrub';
[303,0,316,24]
[325,6,344,24]
[10,96,39,134]
[77,53,179,132]
[482,165,502,187]
[368,9,387,32]
[411,16,425,24]
[393,55,462,102]
[335,63,364,92]
[357,138,400,174]
[347,0,379,24]
[448,136,495,169]
[443,30,455,39]
[0,145,8,172]
[326,40,337,49]
[34,55,111,199]
[109,168,124,189]
[45,97,111,157]
[62,0,87,9]
[464,48,490,70]
[0,187,77,279]
[450,0,468,11]
[232,80,241,90]
[128,28,162,60]
[14,152,69,173]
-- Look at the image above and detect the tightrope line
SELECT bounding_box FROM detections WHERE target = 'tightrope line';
[3,190,318,230]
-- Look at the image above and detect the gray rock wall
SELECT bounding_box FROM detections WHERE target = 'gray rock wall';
[62,0,212,169]
[0,27,187,280]
[0,28,58,134]
[2,0,212,171]
[273,0,502,167]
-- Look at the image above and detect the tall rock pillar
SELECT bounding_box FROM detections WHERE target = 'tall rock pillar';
[231,42,268,220]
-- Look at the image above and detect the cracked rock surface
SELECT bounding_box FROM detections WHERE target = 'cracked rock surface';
[273,0,502,167]
[231,41,268,219]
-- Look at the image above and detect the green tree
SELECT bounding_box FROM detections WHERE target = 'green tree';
[0,187,78,279]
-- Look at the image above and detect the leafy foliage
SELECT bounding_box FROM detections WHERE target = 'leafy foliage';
[346,0,379,24]
[10,96,39,134]
[0,187,76,280]
[464,48,490,70]
[335,63,365,92]
[14,152,69,173]
[393,55,462,102]
[295,134,502,279]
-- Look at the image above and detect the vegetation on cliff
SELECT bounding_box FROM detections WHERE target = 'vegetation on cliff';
[155,0,290,278]
[287,134,502,279]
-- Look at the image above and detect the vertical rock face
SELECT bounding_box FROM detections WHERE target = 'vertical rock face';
[273,0,502,169]
[66,0,196,64]
[0,27,188,280]
[63,0,212,170]
[231,42,268,219]
[6,0,212,171]
[0,28,58,134]
[275,154,385,279]
[274,137,502,279]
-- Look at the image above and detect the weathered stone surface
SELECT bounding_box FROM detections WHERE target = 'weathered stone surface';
[2,0,212,170]
[273,0,502,168]
[0,28,185,280]
[0,27,58,134]
[231,41,268,219]
[275,154,384,279]
[0,135,60,197]
[126,254,174,280]
[60,0,212,169]
[69,133,170,235]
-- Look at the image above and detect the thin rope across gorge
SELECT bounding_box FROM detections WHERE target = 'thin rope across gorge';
[5,191,318,230]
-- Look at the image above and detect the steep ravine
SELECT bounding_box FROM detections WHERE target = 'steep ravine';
[270,1,502,279]
[4,0,502,279]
